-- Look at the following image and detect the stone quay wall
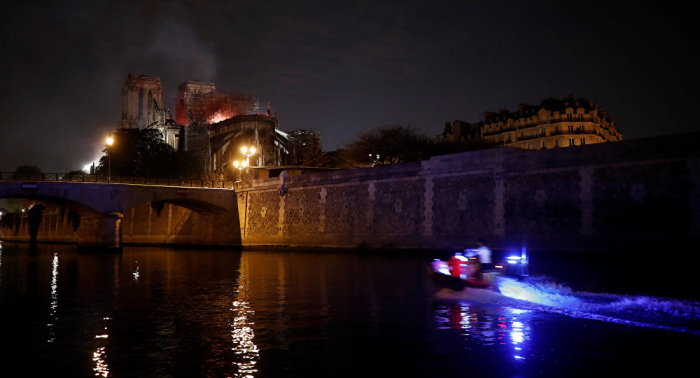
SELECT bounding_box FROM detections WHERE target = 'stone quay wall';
[235,132,700,252]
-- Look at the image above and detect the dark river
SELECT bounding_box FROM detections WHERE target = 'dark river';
[0,242,697,377]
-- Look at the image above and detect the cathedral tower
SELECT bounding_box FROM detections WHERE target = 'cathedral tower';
[175,80,216,126]
[119,74,163,129]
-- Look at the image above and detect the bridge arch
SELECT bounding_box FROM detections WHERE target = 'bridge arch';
[0,181,241,249]
[0,193,103,247]
[120,198,241,246]
[0,187,103,215]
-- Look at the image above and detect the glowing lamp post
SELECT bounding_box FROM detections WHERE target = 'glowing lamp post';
[106,135,114,183]
[241,146,256,166]
[233,160,248,181]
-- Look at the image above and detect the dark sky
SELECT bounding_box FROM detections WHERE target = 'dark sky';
[2,0,699,172]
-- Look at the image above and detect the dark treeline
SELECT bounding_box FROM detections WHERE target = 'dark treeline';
[333,123,495,168]
[96,128,202,179]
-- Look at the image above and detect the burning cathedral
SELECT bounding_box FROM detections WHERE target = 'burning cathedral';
[116,74,318,173]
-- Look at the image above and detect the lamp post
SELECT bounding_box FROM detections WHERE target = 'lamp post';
[106,135,114,183]
[233,160,247,181]
[241,146,257,166]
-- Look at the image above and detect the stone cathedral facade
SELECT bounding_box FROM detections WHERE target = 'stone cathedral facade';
[116,74,314,173]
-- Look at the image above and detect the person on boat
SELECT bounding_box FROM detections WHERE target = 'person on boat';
[476,239,492,268]
[475,239,493,280]
[449,253,468,279]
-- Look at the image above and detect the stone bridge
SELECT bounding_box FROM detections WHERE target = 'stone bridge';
[0,181,239,249]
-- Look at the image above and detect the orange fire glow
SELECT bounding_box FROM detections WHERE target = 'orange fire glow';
[208,111,230,124]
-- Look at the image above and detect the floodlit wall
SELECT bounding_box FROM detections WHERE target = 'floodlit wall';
[235,132,700,251]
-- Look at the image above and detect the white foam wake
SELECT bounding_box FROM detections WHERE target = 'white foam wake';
[434,276,700,334]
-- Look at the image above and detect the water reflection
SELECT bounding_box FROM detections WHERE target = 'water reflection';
[232,253,259,378]
[434,302,531,360]
[92,346,109,377]
[48,252,58,343]
[132,260,140,281]
[93,315,111,377]
[507,308,531,361]
[1,244,697,377]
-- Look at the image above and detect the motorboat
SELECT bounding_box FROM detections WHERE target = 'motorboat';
[427,249,529,293]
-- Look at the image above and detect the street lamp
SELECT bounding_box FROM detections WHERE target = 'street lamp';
[233,160,248,181]
[106,135,114,183]
[241,146,256,166]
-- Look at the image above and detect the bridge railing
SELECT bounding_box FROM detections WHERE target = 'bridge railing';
[0,172,235,189]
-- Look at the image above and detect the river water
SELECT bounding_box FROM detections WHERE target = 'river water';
[0,242,697,377]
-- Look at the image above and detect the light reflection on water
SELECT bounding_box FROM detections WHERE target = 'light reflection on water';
[92,345,108,377]
[0,243,697,377]
[231,253,259,378]
[93,316,111,377]
[434,302,532,361]
[48,252,58,343]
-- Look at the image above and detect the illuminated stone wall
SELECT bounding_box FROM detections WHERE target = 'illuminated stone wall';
[432,173,495,236]
[236,132,700,251]
[323,183,372,235]
[372,179,426,236]
[246,190,282,237]
[504,170,582,236]
[282,188,322,235]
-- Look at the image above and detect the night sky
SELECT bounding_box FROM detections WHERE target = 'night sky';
[2,0,699,172]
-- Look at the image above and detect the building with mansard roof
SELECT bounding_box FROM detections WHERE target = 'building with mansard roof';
[441,95,622,150]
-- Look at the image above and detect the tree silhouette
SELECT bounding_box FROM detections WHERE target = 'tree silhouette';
[301,132,329,167]
[96,128,202,178]
[342,124,433,166]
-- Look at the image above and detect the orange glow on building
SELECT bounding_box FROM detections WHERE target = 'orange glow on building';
[175,80,259,126]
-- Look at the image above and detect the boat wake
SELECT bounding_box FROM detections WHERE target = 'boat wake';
[433,276,700,335]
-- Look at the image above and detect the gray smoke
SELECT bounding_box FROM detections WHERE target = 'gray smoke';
[146,20,218,82]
